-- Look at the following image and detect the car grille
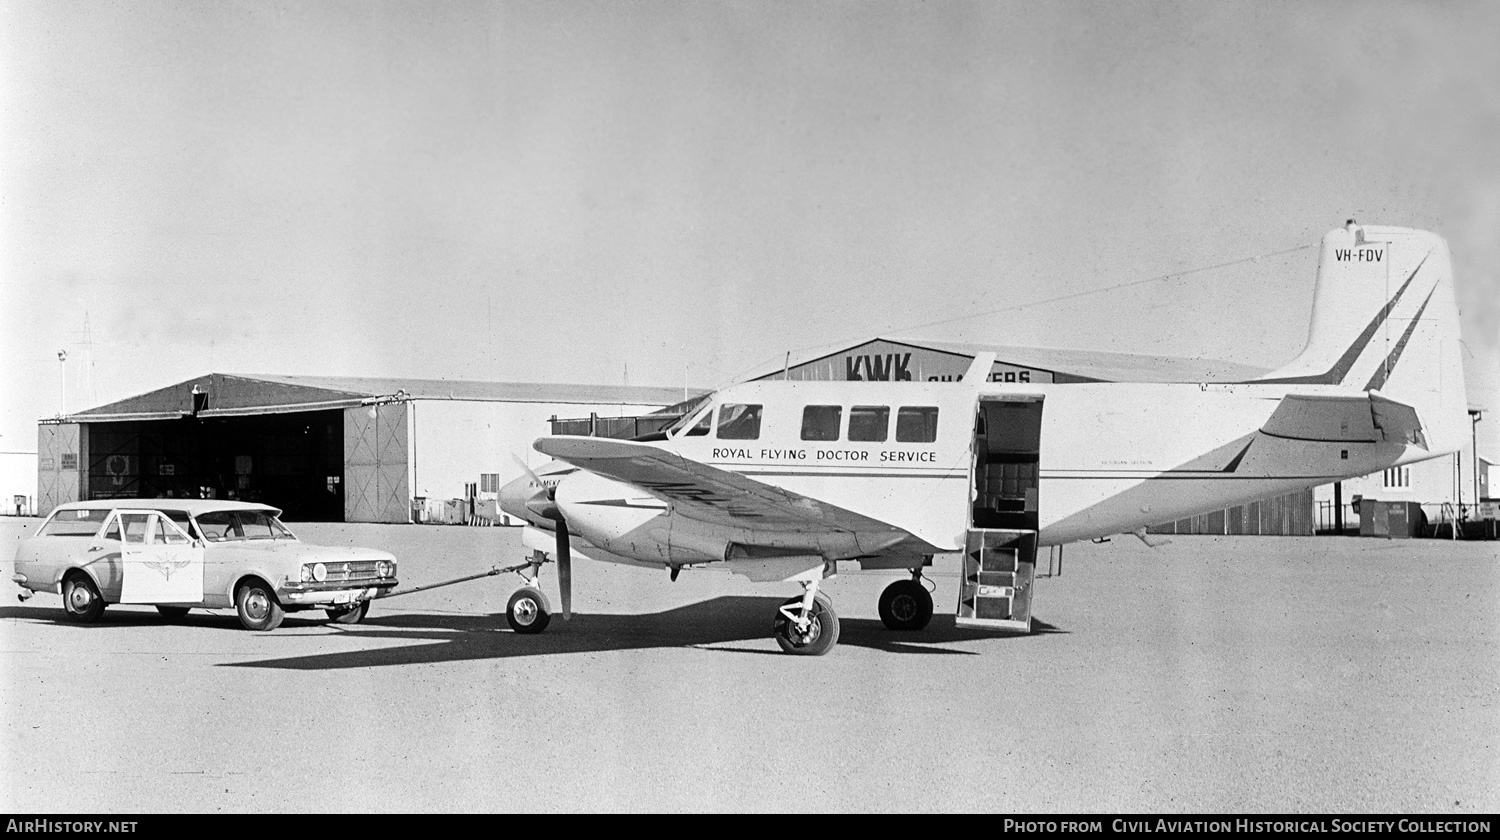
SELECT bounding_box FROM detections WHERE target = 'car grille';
[319,561,386,583]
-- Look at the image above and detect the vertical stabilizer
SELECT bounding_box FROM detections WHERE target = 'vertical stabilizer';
[1257,223,1468,458]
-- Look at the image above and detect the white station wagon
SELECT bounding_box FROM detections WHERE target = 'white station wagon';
[12,500,399,631]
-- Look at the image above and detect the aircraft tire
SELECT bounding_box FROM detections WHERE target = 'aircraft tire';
[507,587,552,634]
[878,580,933,631]
[156,605,191,620]
[236,578,285,631]
[326,600,370,625]
[773,595,839,656]
[62,573,106,624]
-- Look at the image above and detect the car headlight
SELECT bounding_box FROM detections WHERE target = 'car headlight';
[377,560,393,578]
[312,562,327,582]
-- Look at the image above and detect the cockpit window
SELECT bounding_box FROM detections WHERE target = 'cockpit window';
[667,403,714,437]
[896,407,939,442]
[716,404,762,440]
[661,394,713,437]
[801,405,842,441]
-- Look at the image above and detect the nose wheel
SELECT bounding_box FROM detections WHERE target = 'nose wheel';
[506,586,552,634]
[773,575,840,655]
[505,551,556,634]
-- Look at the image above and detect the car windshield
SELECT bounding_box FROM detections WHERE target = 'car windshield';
[194,510,295,542]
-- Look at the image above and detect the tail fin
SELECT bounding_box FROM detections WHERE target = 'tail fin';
[1257,223,1468,457]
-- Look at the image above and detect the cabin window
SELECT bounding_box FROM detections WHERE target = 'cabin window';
[895,406,939,443]
[716,403,762,440]
[848,406,889,442]
[801,405,843,441]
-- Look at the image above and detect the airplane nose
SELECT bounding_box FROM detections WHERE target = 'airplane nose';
[500,468,563,524]
[498,473,537,522]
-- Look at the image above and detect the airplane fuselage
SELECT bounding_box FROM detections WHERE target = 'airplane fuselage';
[534,377,1418,569]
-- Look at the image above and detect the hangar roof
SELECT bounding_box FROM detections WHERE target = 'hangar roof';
[60,373,700,423]
[745,337,1272,383]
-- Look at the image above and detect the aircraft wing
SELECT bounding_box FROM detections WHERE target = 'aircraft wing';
[1259,393,1426,448]
[534,436,904,535]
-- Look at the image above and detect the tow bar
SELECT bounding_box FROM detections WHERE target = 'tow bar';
[380,560,548,600]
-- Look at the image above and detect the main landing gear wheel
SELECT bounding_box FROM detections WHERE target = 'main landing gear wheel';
[878,579,933,631]
[62,573,106,623]
[326,600,370,625]
[507,587,552,634]
[236,579,285,631]
[773,592,839,656]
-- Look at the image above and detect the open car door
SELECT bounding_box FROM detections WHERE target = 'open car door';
[115,509,205,604]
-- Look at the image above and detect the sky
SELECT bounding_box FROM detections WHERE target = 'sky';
[3,0,1498,501]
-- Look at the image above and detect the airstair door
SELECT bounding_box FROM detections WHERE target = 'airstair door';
[957,529,1036,632]
[959,396,1042,631]
[117,510,205,604]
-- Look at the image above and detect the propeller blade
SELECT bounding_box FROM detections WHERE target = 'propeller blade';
[556,518,572,621]
[511,454,551,496]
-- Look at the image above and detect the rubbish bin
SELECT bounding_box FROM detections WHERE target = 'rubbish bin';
[1359,500,1425,538]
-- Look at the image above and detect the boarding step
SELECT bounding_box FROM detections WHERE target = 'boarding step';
[956,529,1037,632]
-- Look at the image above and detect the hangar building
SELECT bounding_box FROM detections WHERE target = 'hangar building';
[37,374,690,523]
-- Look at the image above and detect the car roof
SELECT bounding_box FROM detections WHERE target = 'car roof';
[50,499,282,516]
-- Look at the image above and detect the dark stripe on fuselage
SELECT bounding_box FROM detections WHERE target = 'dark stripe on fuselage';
[1221,440,1253,472]
[1041,473,1348,480]
[735,470,963,480]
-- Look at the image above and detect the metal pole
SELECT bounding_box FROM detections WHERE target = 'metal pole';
[57,350,67,415]
[1471,410,1483,508]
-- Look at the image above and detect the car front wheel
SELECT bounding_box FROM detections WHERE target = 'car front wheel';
[236,579,285,631]
[62,573,106,623]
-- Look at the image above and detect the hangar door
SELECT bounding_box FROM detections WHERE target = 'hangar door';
[37,423,85,517]
[344,403,410,523]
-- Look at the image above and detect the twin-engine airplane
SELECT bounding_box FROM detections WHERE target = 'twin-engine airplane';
[499,223,1470,654]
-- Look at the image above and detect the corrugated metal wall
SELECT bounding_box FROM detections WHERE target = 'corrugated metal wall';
[37,423,85,517]
[343,403,410,523]
[1149,488,1314,536]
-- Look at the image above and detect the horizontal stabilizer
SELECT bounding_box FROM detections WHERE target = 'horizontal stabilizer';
[1370,393,1428,449]
[1259,394,1378,443]
[1259,393,1426,448]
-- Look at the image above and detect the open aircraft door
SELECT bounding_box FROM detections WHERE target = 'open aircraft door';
[115,510,204,604]
[959,396,1043,632]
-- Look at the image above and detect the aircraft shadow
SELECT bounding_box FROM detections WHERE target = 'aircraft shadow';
[219,597,1065,670]
[0,600,1064,669]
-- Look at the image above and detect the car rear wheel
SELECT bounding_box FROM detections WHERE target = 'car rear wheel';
[326,600,370,625]
[235,579,284,631]
[62,573,106,624]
